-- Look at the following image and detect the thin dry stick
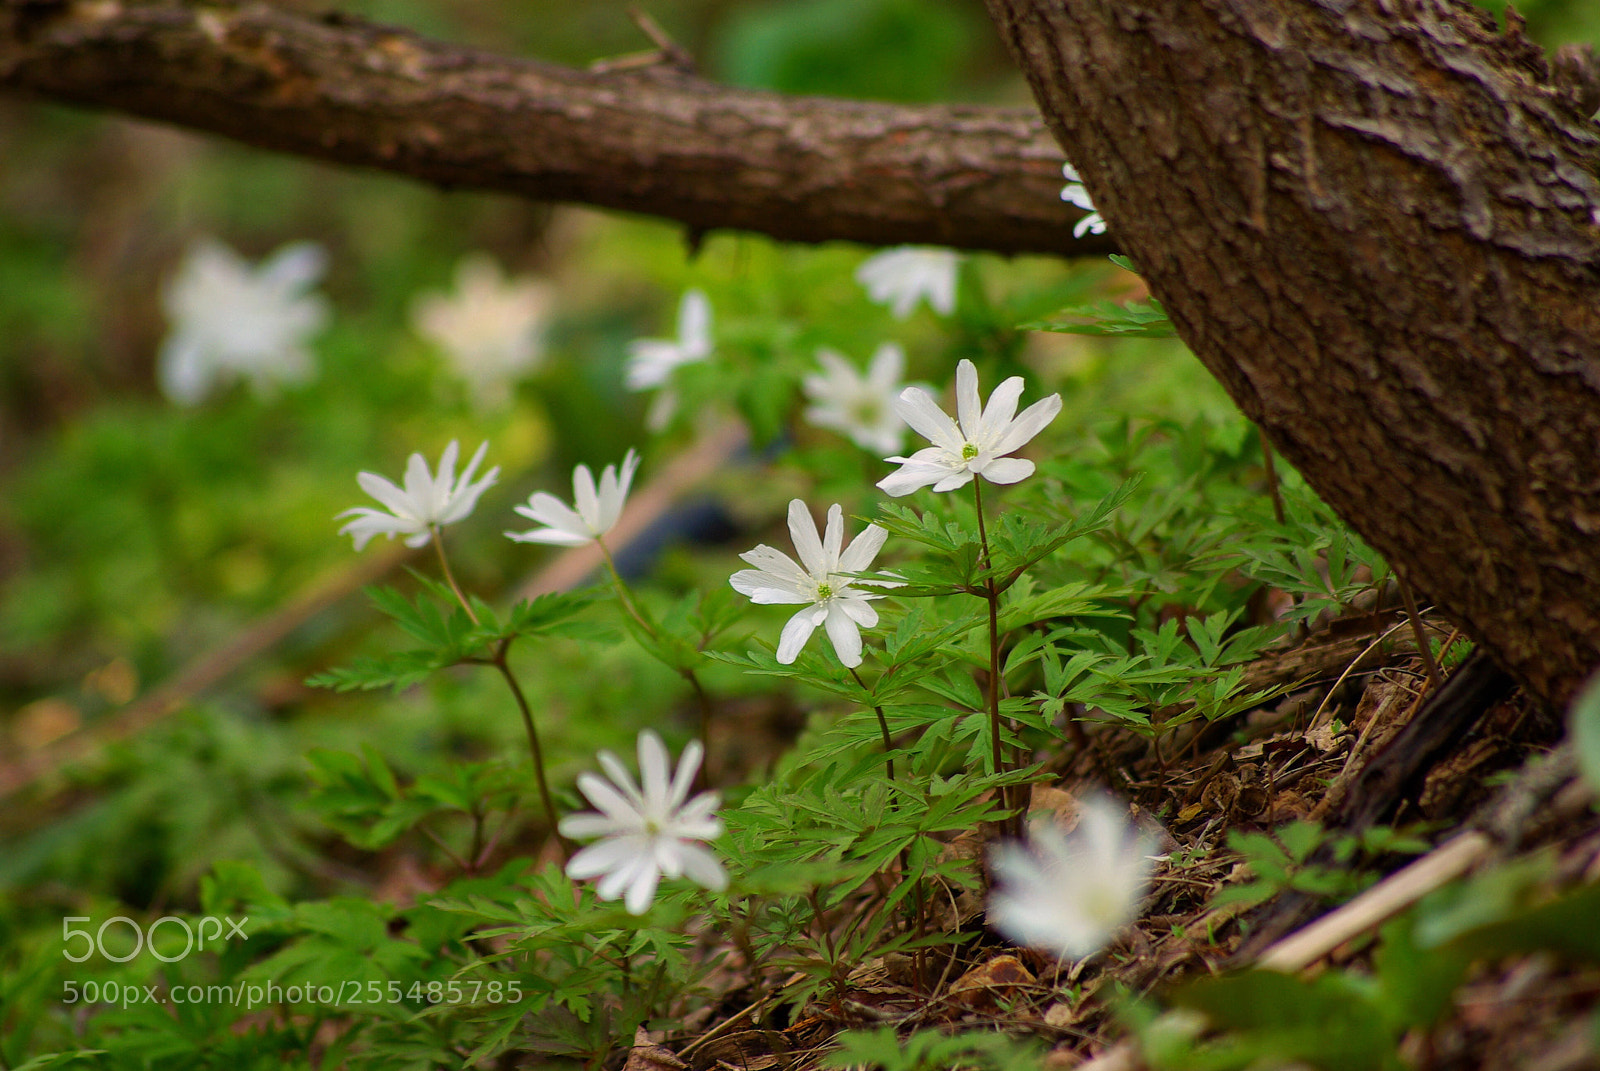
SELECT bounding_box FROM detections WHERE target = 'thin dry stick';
[1306,617,1412,729]
[1255,831,1491,972]
[0,541,417,800]
[1394,572,1441,691]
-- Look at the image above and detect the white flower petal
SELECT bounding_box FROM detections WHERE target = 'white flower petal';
[837,522,888,575]
[512,492,590,539]
[667,741,706,812]
[837,597,879,629]
[988,393,1063,457]
[678,289,713,358]
[571,464,601,533]
[976,376,1026,442]
[777,607,822,663]
[355,471,419,522]
[979,457,1036,485]
[823,605,864,668]
[893,387,965,455]
[878,458,959,497]
[787,500,828,577]
[955,359,983,437]
[623,862,663,915]
[506,526,592,547]
[675,843,729,891]
[567,836,644,881]
[637,730,671,816]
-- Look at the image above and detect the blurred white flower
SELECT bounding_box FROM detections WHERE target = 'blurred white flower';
[987,795,1156,959]
[506,449,641,547]
[802,343,912,455]
[158,238,329,405]
[730,500,896,668]
[1061,163,1107,239]
[337,440,499,550]
[855,247,959,319]
[561,729,727,915]
[878,358,1061,497]
[626,289,714,430]
[411,253,554,408]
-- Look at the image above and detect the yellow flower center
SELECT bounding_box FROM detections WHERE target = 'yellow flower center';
[961,442,981,461]
[816,582,834,601]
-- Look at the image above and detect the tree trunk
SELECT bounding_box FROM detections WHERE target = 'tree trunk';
[984,0,1600,708]
[0,0,1107,255]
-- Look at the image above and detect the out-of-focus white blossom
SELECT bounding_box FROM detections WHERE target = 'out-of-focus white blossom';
[730,500,897,668]
[158,238,329,405]
[337,441,499,550]
[855,247,959,319]
[1061,163,1107,239]
[506,450,641,547]
[561,730,727,915]
[626,289,714,430]
[411,253,554,407]
[878,359,1061,496]
[987,795,1156,959]
[802,343,911,455]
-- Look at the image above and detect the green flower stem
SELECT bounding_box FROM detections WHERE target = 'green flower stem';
[432,526,568,858]
[848,666,896,784]
[430,525,478,625]
[972,479,1020,838]
[597,537,716,785]
[491,638,574,863]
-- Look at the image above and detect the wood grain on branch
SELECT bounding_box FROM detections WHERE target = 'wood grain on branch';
[0,0,1109,256]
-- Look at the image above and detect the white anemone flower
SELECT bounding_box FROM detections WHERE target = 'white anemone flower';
[854,246,959,319]
[802,343,912,455]
[987,795,1156,959]
[337,441,499,550]
[625,289,713,390]
[561,729,727,915]
[1061,163,1108,239]
[877,358,1061,497]
[506,449,641,547]
[158,238,329,405]
[411,253,554,408]
[626,289,714,430]
[730,500,897,669]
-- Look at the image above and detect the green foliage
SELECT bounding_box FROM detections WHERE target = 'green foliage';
[1570,671,1600,796]
[1022,297,1177,338]
[1210,820,1430,910]
[1146,860,1600,1071]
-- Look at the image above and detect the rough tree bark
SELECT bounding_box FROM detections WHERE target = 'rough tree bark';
[982,0,1600,708]
[3,0,1600,707]
[0,0,1107,255]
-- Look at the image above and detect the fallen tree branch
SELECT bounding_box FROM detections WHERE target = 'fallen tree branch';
[0,0,1109,257]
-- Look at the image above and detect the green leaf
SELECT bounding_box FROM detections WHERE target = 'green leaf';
[1021,298,1176,338]
[1171,971,1403,1071]
[1570,671,1600,796]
